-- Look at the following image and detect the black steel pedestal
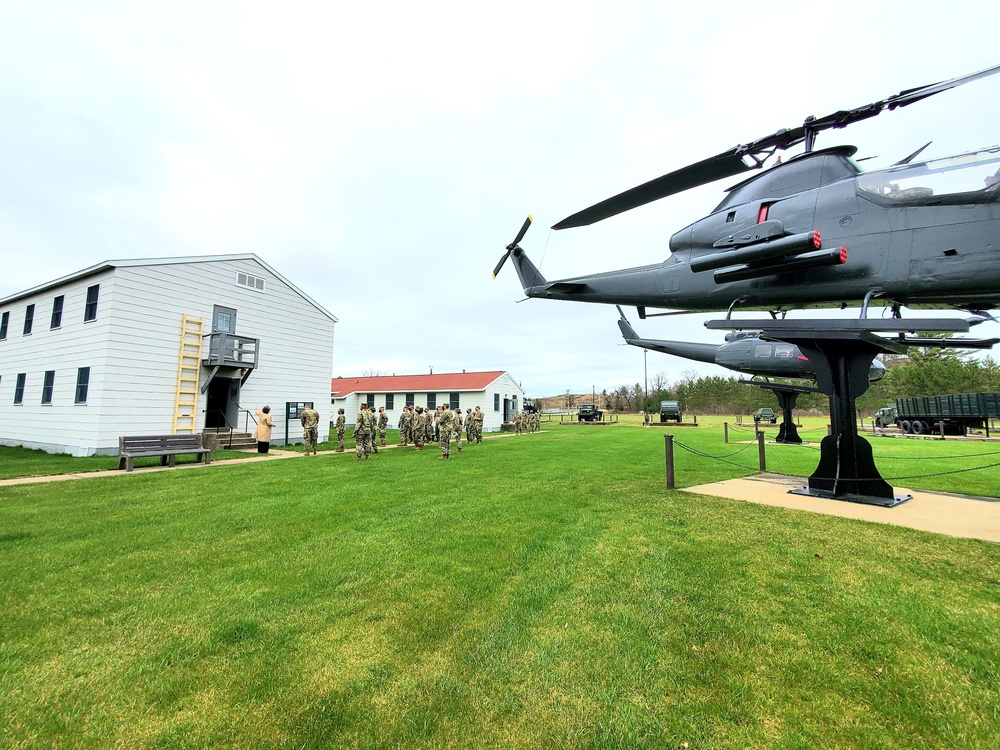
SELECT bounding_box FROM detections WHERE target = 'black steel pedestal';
[707,318,970,508]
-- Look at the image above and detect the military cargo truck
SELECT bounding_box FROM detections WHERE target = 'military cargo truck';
[892,392,1000,435]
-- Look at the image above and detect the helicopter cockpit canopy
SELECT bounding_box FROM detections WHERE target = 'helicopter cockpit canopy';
[857,147,1000,204]
[712,147,863,214]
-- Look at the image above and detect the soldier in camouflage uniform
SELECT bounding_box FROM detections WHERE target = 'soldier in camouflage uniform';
[335,408,346,452]
[412,407,425,450]
[300,404,320,455]
[426,407,435,444]
[398,407,409,446]
[453,406,463,454]
[354,403,374,460]
[474,406,484,443]
[378,406,388,446]
[436,405,454,459]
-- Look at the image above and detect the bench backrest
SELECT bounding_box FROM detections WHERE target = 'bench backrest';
[119,434,204,452]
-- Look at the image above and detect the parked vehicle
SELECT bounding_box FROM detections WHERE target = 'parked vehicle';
[659,400,683,423]
[753,407,778,424]
[577,404,603,422]
[892,392,1000,435]
[874,405,897,428]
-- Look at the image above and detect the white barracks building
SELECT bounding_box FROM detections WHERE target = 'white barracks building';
[0,254,337,455]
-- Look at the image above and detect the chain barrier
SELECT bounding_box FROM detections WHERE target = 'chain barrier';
[883,460,1000,480]
[874,448,1000,460]
[673,437,761,471]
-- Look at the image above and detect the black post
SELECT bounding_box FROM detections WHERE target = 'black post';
[665,434,675,490]
[724,422,729,444]
[757,430,766,472]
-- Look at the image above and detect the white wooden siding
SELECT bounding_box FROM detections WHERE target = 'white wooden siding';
[0,257,335,455]
[0,269,115,455]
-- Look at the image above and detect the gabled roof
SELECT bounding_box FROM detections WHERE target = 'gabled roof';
[331,371,512,396]
[0,253,338,323]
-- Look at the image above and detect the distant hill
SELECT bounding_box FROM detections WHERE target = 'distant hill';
[532,394,608,411]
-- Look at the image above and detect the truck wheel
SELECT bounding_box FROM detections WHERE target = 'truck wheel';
[912,420,927,434]
[900,420,912,434]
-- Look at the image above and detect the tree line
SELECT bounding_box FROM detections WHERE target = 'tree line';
[601,349,1000,417]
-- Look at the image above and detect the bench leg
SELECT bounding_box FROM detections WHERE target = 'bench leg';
[118,456,126,471]
[127,457,135,472]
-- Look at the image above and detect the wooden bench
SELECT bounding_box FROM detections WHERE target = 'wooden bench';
[117,434,212,472]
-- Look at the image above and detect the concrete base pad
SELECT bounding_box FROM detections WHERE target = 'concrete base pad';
[685,473,1000,544]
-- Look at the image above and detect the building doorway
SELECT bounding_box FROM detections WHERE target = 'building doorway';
[205,377,240,429]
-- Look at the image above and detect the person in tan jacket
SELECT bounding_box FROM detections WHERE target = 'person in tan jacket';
[255,405,274,454]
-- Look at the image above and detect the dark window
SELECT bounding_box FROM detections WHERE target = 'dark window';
[366,394,375,409]
[75,367,90,404]
[494,393,500,411]
[14,373,26,404]
[41,370,55,404]
[84,285,99,322]
[426,393,436,410]
[0,311,8,339]
[51,296,64,329]
[405,393,414,408]
[23,304,34,335]
[385,393,394,410]
[449,392,460,410]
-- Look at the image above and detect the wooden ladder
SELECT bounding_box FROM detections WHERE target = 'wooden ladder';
[173,314,204,434]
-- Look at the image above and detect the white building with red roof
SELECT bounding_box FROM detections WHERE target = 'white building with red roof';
[331,371,526,432]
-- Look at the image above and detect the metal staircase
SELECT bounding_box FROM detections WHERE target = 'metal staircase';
[172,314,204,434]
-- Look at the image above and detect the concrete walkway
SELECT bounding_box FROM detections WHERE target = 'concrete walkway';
[0,437,502,488]
[685,473,1000,544]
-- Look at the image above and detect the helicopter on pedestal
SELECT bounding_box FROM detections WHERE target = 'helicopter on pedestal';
[494,65,1000,320]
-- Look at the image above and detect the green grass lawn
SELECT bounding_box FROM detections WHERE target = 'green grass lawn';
[1,420,998,748]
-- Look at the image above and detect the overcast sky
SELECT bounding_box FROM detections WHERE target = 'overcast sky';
[3,1,999,398]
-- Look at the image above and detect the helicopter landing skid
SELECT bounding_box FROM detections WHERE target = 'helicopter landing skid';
[706,317,970,508]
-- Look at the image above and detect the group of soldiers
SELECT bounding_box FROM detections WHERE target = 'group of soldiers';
[334,404,390,460]
[514,410,540,435]
[301,403,493,461]
[397,405,485,459]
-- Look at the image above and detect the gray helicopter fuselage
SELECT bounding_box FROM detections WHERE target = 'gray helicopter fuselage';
[617,316,886,381]
[513,147,1000,313]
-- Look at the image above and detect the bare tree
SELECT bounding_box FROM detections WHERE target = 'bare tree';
[361,367,386,377]
[616,384,632,412]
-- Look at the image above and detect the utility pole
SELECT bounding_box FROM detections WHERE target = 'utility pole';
[644,348,649,423]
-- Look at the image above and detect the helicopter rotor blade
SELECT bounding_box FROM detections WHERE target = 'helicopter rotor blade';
[553,64,1000,231]
[552,153,754,230]
[511,215,533,246]
[492,250,512,279]
[493,215,533,278]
